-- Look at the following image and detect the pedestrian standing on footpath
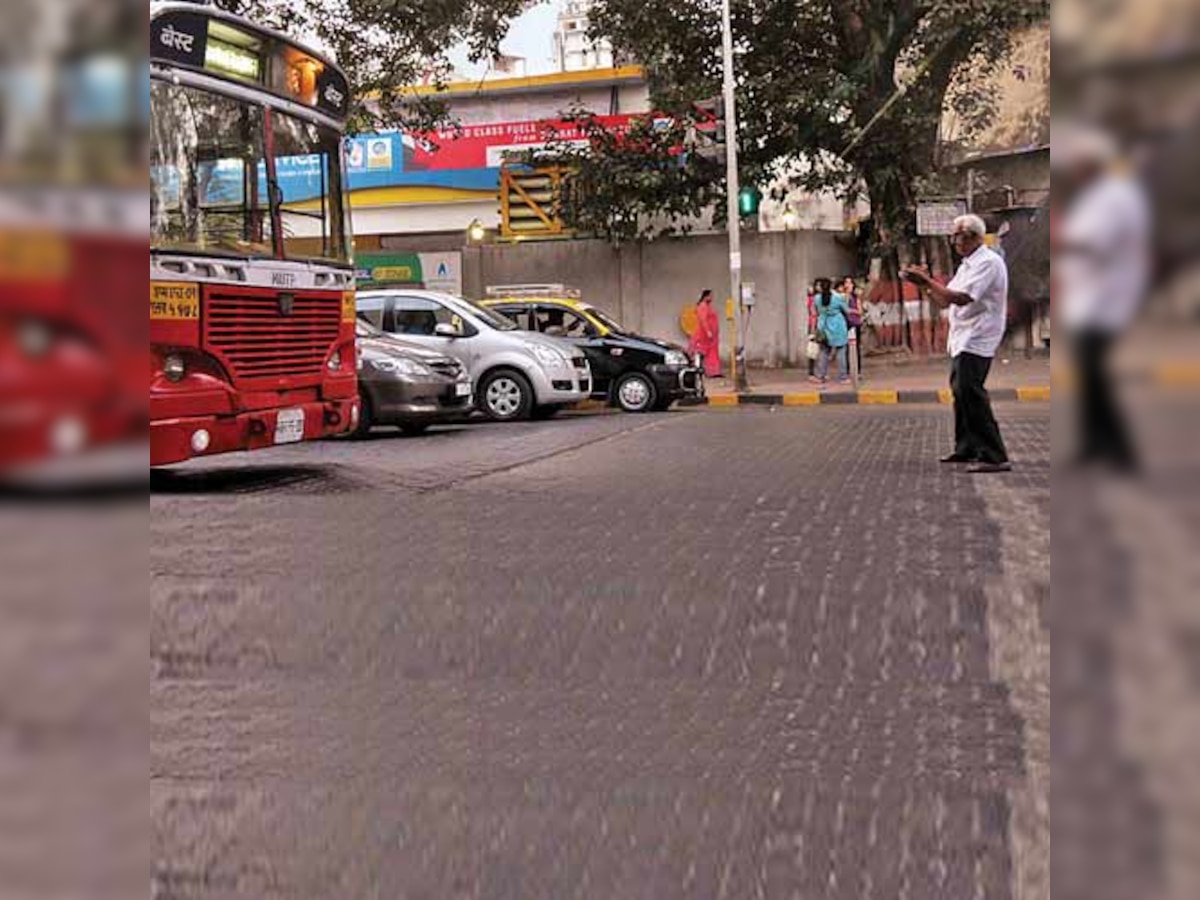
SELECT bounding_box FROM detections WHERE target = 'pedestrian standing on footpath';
[841,276,864,375]
[804,281,820,376]
[1054,125,1149,472]
[689,289,723,379]
[903,215,1012,474]
[809,278,851,385]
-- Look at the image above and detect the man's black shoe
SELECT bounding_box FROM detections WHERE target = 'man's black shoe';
[967,461,1013,474]
[940,453,976,464]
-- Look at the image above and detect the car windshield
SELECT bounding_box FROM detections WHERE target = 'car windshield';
[584,305,626,334]
[459,296,520,331]
[356,319,383,338]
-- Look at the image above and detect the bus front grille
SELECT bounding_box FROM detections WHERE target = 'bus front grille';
[204,290,342,383]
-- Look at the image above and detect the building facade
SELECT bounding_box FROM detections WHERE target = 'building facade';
[553,1,615,72]
[346,66,650,249]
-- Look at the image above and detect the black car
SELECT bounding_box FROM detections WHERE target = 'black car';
[482,293,705,413]
[353,320,474,436]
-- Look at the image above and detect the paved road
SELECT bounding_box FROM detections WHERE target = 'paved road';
[151,405,1050,900]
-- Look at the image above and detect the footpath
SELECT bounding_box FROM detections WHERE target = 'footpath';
[692,324,1199,407]
[698,353,1053,407]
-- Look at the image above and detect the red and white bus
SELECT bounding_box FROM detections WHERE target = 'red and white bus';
[150,1,358,466]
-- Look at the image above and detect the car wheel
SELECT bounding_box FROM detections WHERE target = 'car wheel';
[532,404,564,420]
[398,423,430,437]
[480,369,534,422]
[614,373,657,413]
[350,392,374,438]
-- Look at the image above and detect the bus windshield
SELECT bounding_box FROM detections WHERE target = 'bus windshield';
[150,80,350,265]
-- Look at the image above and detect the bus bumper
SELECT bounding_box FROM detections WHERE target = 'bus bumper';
[150,397,359,467]
[0,404,143,470]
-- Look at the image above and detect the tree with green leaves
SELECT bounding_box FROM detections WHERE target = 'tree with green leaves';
[555,0,1049,257]
[212,0,529,134]
[517,109,727,243]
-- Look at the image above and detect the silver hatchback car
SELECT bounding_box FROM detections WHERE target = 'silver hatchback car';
[357,289,592,421]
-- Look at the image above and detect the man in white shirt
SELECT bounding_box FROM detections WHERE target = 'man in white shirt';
[1055,126,1149,471]
[903,214,1012,473]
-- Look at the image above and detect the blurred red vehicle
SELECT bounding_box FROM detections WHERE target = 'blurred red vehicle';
[0,6,147,469]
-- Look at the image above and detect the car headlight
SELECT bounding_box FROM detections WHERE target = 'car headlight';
[525,342,569,368]
[370,357,431,377]
[664,350,690,367]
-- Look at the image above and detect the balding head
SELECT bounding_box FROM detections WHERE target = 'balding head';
[951,214,987,257]
[1053,124,1119,192]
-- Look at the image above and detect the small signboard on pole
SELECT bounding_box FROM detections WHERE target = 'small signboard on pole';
[916,201,967,237]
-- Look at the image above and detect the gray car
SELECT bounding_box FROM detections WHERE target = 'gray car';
[357,289,592,422]
[353,320,474,437]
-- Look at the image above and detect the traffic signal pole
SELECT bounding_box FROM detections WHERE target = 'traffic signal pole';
[719,0,749,391]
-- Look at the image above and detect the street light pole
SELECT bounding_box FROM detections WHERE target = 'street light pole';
[719,0,748,391]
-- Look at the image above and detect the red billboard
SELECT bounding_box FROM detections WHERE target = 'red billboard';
[412,115,634,170]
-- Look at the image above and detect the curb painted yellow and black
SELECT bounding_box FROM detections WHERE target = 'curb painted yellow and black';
[679,385,1052,408]
[672,363,1200,409]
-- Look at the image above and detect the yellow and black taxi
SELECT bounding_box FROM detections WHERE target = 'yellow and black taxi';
[482,286,706,413]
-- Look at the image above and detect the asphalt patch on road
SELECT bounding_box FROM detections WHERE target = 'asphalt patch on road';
[150,463,354,497]
[345,424,476,443]
[0,476,147,505]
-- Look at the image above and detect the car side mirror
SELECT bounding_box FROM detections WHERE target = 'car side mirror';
[434,323,460,339]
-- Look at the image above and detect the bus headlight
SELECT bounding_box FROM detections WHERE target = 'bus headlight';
[328,352,343,372]
[18,320,52,358]
[163,353,186,383]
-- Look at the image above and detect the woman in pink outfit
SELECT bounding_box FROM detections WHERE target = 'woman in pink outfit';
[690,290,722,378]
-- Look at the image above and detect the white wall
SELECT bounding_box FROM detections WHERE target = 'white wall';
[350,201,497,238]
[445,82,650,124]
[462,230,856,366]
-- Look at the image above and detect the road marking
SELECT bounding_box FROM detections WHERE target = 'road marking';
[709,394,740,407]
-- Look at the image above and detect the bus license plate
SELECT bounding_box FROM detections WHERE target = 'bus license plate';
[455,383,472,398]
[274,408,306,445]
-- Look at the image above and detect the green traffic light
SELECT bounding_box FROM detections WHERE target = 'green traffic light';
[738,186,762,217]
